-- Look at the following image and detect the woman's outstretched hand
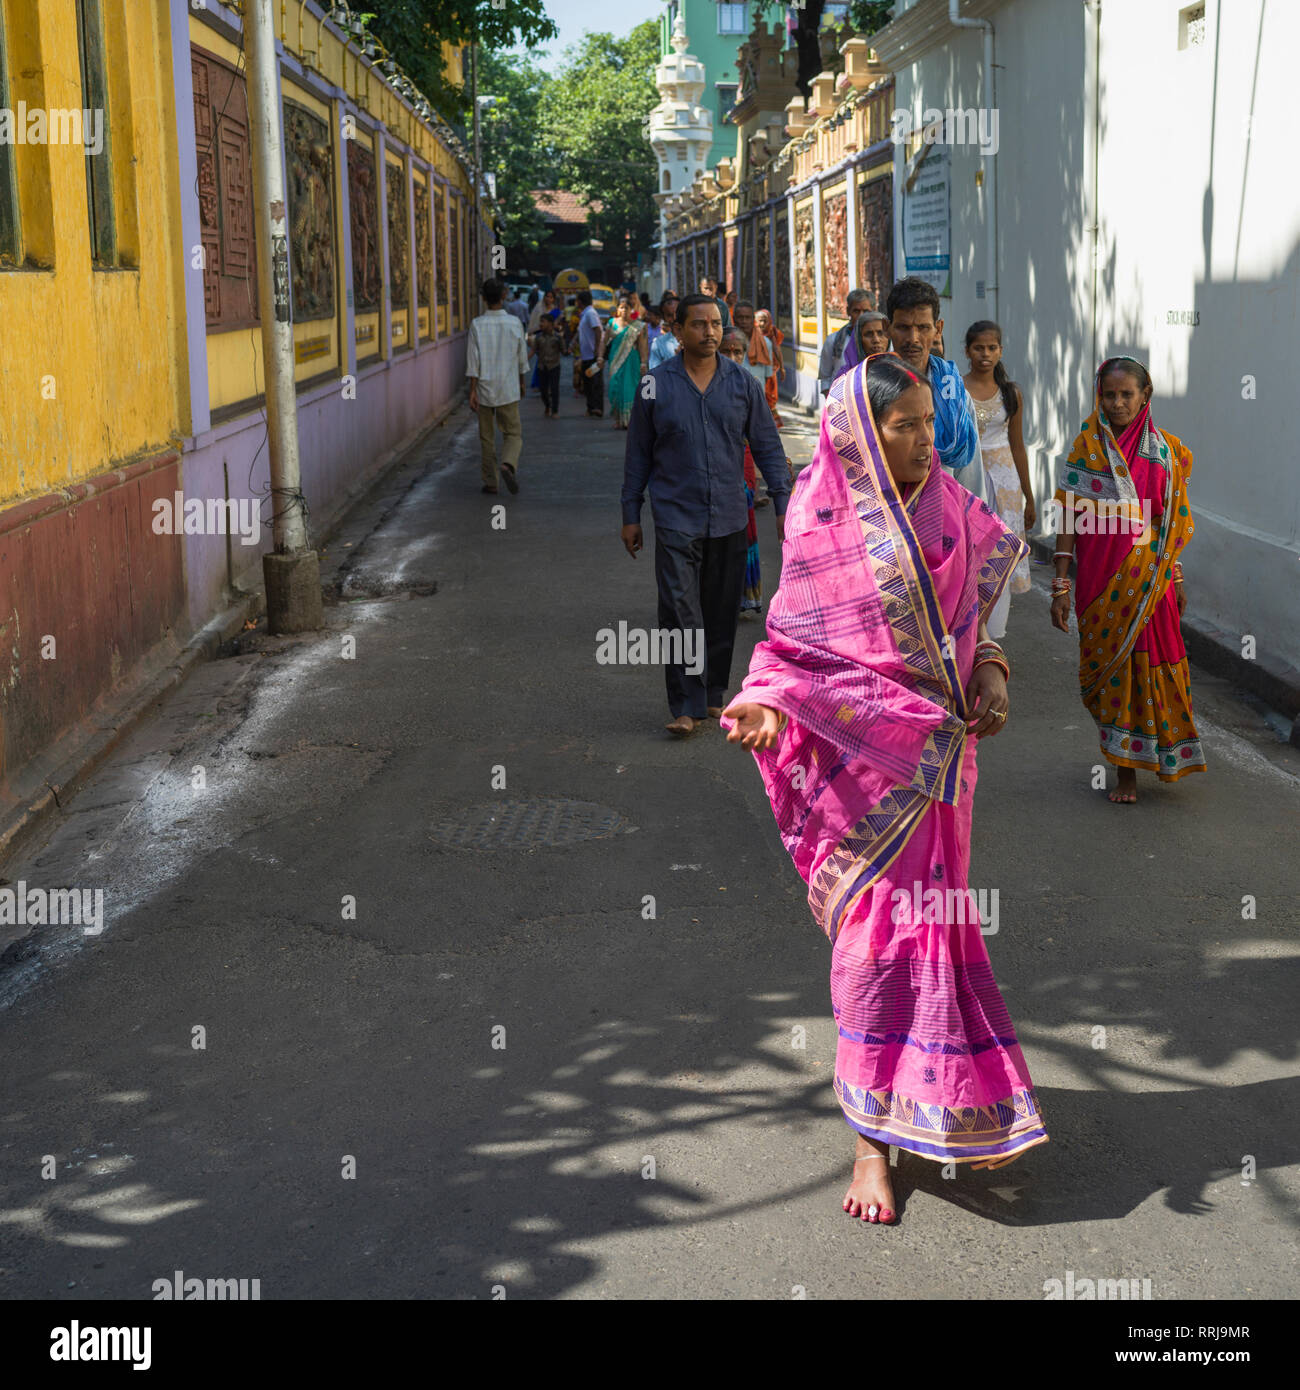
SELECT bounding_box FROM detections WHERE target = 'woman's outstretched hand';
[722,702,783,751]
[965,666,1009,739]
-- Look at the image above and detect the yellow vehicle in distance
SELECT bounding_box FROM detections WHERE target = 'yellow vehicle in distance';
[589,283,617,321]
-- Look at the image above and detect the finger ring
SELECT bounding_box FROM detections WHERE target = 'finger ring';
[993,710,1006,722]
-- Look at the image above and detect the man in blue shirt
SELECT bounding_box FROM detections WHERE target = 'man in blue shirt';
[884,276,980,480]
[503,287,530,328]
[622,294,790,736]
[575,289,605,417]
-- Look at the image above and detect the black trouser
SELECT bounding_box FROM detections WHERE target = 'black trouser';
[653,526,748,718]
[540,364,560,413]
[581,358,604,415]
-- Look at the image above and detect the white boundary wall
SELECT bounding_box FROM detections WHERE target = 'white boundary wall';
[886,0,1298,670]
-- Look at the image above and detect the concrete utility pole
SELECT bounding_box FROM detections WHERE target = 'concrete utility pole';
[244,0,322,633]
[471,40,483,283]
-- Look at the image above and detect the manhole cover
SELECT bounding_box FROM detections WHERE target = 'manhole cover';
[429,798,635,850]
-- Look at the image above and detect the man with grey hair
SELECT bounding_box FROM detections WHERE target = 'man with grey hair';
[818,288,872,396]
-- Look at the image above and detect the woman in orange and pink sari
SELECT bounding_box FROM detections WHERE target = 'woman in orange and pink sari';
[722,355,1048,1226]
[754,308,784,426]
[1049,357,1205,802]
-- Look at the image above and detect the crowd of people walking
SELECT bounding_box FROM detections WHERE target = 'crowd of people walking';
[468,265,1202,1225]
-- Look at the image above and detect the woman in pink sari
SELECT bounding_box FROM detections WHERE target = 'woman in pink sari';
[722,355,1048,1225]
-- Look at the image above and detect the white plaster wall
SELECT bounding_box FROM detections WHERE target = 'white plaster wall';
[890,0,1299,670]
[1096,0,1300,665]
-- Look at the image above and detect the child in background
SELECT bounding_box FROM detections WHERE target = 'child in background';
[531,315,565,419]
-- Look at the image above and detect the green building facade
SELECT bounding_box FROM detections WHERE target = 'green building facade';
[657,3,852,171]
[656,1,754,170]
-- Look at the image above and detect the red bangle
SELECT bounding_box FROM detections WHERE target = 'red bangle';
[973,655,1011,682]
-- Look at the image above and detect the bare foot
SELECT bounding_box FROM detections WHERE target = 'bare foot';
[1108,768,1138,803]
[842,1136,896,1224]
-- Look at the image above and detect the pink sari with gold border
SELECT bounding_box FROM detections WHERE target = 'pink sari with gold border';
[724,361,1048,1167]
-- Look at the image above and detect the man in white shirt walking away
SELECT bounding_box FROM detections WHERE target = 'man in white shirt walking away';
[467,277,529,494]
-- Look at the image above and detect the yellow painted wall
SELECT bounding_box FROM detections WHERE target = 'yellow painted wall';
[0,1,481,470]
[0,0,186,504]
[356,311,380,363]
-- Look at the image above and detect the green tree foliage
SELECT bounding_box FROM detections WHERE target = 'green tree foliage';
[478,51,553,259]
[537,21,660,261]
[848,2,895,38]
[363,0,558,120]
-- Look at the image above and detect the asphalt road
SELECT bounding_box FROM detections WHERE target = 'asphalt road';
[1,385,1297,1301]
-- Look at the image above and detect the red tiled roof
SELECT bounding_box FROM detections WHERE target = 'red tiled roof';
[531,189,603,224]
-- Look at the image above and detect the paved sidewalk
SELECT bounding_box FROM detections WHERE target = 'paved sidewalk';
[0,390,1296,1300]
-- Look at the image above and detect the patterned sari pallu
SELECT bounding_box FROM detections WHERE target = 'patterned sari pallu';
[1055,360,1205,780]
[726,362,1048,1168]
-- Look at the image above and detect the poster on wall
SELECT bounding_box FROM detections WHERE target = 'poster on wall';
[902,144,951,298]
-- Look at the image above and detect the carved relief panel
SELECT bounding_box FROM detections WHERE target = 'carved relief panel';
[449,198,461,327]
[284,99,335,322]
[414,178,431,308]
[387,160,409,306]
[192,45,258,329]
[858,172,894,313]
[774,206,790,322]
[822,186,848,315]
[794,200,816,319]
[434,182,448,311]
[755,211,771,311]
[347,138,380,312]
